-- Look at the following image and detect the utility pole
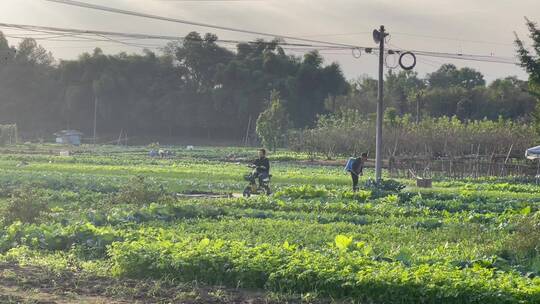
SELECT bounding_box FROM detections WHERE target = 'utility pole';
[93,95,98,146]
[375,25,387,182]
[416,95,420,124]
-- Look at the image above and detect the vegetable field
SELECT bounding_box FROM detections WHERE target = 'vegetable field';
[0,145,539,303]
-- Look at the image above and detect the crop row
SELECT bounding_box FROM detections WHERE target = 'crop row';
[109,236,540,303]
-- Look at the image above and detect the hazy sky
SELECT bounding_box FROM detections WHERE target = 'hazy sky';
[1,0,539,82]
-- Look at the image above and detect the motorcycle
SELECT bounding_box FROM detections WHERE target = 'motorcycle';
[243,164,271,197]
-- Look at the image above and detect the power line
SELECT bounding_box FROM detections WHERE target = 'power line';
[1,19,519,65]
[152,0,264,1]
[0,25,356,56]
[387,42,517,65]
[0,23,351,50]
[297,31,513,46]
[393,31,513,46]
[387,42,514,61]
[416,52,516,64]
[40,0,520,65]
[152,0,264,2]
[43,0,359,49]
[94,33,165,49]
[296,32,372,38]
[293,30,512,49]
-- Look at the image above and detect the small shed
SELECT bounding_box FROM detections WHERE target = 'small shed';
[54,130,83,146]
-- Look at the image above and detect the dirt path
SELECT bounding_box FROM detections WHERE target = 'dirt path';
[0,285,124,304]
[0,263,133,303]
[0,262,308,304]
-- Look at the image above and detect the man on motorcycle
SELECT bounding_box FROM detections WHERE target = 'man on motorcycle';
[243,149,271,197]
[252,148,270,183]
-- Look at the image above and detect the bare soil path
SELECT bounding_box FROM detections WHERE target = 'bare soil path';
[0,263,285,304]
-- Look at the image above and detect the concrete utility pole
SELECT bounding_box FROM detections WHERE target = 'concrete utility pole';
[93,95,98,146]
[375,25,387,182]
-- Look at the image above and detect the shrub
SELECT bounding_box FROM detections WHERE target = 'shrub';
[256,91,291,152]
[364,179,405,192]
[112,176,166,205]
[364,179,405,198]
[2,187,49,224]
[273,185,331,200]
[288,114,536,158]
[502,212,540,266]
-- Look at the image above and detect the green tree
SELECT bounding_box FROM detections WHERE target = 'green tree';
[288,51,348,127]
[15,38,54,66]
[516,18,540,135]
[0,32,15,66]
[487,77,536,119]
[385,70,425,115]
[324,76,378,115]
[256,91,291,151]
[427,64,485,89]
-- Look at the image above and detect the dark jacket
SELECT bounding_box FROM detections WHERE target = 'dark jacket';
[253,157,270,174]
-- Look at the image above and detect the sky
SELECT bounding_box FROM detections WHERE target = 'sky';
[1,0,539,82]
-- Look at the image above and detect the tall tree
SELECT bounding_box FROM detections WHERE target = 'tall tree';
[256,90,291,151]
[427,64,485,89]
[487,77,536,119]
[289,51,347,127]
[385,70,425,115]
[516,18,540,134]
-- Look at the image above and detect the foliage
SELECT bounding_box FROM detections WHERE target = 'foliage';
[1,187,49,224]
[327,68,535,123]
[334,234,353,251]
[515,18,540,137]
[274,185,331,199]
[428,64,485,89]
[0,124,17,146]
[112,175,166,205]
[289,113,536,157]
[364,179,405,192]
[1,28,537,144]
[502,212,540,266]
[108,236,540,303]
[0,32,348,140]
[515,18,540,98]
[0,145,539,302]
[256,91,291,151]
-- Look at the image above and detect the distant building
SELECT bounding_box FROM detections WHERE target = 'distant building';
[54,130,83,146]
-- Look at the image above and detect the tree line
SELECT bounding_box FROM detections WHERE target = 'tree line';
[0,32,347,141]
[326,67,535,122]
[277,19,540,158]
[0,28,537,144]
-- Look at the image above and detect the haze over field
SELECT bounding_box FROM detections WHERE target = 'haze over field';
[2,2,540,303]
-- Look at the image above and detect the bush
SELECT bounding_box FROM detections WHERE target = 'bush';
[502,212,540,267]
[256,91,291,152]
[2,187,49,224]
[364,179,405,192]
[364,179,405,198]
[274,185,331,200]
[288,113,535,158]
[112,176,166,205]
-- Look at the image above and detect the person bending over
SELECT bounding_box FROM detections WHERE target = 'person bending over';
[351,152,368,192]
